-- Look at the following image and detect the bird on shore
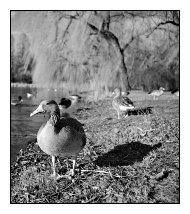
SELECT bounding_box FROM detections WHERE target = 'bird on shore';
[171,89,179,97]
[30,100,86,179]
[11,96,23,106]
[174,90,179,97]
[148,87,165,100]
[26,93,33,98]
[58,95,81,116]
[112,88,135,119]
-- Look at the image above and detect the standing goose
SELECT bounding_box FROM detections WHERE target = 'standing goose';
[11,96,23,106]
[148,87,165,100]
[112,88,135,119]
[30,100,86,178]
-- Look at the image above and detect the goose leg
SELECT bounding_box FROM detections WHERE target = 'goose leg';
[125,112,128,118]
[52,156,56,176]
[71,158,76,176]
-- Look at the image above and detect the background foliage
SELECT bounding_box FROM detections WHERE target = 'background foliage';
[11,11,179,92]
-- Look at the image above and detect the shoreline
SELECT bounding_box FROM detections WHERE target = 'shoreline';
[11,82,57,89]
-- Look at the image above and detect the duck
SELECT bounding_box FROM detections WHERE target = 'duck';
[58,95,80,116]
[30,100,86,178]
[112,88,135,119]
[148,87,165,100]
[58,97,72,109]
[11,96,23,106]
[121,91,130,96]
[26,93,33,98]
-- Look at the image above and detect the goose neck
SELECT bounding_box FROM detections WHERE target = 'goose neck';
[49,109,60,126]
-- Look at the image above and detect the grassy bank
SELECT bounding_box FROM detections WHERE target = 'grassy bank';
[11,93,179,203]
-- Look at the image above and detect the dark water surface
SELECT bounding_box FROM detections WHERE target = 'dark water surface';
[11,87,69,163]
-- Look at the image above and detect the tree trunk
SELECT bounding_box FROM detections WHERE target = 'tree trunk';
[87,22,131,91]
[119,49,131,91]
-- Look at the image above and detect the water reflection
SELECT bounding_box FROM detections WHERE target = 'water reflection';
[11,87,69,163]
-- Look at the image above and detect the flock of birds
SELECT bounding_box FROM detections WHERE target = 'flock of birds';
[11,87,179,179]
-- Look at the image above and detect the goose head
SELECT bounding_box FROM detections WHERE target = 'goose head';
[18,96,23,103]
[30,100,60,117]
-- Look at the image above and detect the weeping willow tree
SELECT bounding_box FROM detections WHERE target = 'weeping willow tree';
[11,11,179,93]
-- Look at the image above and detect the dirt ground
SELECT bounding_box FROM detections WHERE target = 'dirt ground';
[11,91,179,203]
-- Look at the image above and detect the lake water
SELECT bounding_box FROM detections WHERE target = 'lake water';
[11,87,70,163]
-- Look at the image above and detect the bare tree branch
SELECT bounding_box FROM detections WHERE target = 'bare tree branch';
[146,20,179,38]
[87,22,121,51]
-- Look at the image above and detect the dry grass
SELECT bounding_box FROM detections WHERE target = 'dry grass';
[11,92,179,203]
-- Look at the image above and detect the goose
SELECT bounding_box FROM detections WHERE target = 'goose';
[112,88,134,119]
[26,93,33,98]
[148,87,165,100]
[11,96,23,106]
[30,100,86,178]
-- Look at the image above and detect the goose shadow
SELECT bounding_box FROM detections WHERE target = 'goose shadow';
[95,142,162,167]
[127,106,153,116]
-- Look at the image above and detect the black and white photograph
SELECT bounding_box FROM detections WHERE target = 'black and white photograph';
[10,10,179,204]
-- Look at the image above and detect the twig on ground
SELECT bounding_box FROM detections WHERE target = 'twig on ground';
[128,126,156,136]
[78,169,128,178]
[85,195,99,203]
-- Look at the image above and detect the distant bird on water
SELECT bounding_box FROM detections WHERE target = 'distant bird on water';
[112,88,135,119]
[30,100,86,179]
[26,93,33,98]
[11,96,23,106]
[148,87,165,100]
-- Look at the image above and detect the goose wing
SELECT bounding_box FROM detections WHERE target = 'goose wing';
[122,96,134,106]
[55,117,86,150]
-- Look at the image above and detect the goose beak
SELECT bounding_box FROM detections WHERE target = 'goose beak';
[30,104,44,117]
